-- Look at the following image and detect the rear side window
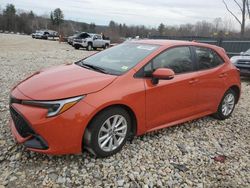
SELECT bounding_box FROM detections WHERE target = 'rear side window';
[144,46,193,75]
[195,47,224,70]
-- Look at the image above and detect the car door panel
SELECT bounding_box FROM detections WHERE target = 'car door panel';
[196,66,227,112]
[143,46,200,130]
[93,35,102,47]
[145,72,199,130]
[192,46,227,112]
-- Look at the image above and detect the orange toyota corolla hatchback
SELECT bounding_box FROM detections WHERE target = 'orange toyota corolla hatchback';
[9,40,241,157]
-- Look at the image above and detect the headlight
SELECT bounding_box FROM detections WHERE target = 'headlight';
[22,96,84,117]
[230,57,237,64]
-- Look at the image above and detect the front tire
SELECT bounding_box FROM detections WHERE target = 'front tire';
[74,45,80,50]
[84,107,131,158]
[213,89,237,120]
[87,43,92,51]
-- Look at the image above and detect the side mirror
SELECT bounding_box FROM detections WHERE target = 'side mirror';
[240,52,244,56]
[152,68,175,85]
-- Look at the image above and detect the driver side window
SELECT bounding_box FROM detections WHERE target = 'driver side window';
[144,46,193,76]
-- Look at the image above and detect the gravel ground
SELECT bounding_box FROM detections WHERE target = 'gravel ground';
[0,34,249,188]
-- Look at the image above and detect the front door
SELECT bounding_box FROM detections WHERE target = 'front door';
[93,35,103,47]
[144,46,199,130]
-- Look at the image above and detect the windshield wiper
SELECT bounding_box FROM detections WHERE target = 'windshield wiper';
[79,61,109,74]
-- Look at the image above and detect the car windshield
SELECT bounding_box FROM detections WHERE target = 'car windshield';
[75,33,90,38]
[77,43,159,75]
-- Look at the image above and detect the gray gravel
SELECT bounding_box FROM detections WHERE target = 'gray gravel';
[0,34,250,187]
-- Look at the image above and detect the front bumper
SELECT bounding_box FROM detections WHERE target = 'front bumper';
[235,64,250,76]
[73,41,88,48]
[9,90,96,155]
[10,117,48,150]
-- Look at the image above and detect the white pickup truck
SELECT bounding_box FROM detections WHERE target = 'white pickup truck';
[72,33,110,51]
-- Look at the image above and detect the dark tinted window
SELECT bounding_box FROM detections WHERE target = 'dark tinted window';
[95,35,102,39]
[195,47,224,70]
[79,33,90,38]
[144,46,193,75]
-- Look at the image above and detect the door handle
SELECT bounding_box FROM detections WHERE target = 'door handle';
[219,73,227,78]
[189,78,199,84]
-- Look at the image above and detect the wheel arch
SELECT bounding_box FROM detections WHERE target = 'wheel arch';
[82,104,138,150]
[229,85,241,103]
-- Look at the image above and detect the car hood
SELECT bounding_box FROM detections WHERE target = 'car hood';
[16,63,117,100]
[231,55,250,61]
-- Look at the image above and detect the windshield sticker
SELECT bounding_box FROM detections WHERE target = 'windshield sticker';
[121,66,129,70]
[137,45,156,51]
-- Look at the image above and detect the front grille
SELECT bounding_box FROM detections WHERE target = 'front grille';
[238,60,250,65]
[10,106,35,137]
[74,39,82,43]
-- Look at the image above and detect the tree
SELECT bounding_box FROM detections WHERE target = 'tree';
[158,23,165,35]
[222,0,250,38]
[50,11,54,24]
[28,11,35,19]
[88,22,96,33]
[109,20,116,32]
[213,17,223,32]
[50,8,64,32]
[3,4,16,31]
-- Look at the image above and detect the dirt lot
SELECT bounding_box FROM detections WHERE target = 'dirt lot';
[0,34,249,188]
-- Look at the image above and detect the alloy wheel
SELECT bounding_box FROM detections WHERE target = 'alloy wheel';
[98,115,128,152]
[221,93,235,116]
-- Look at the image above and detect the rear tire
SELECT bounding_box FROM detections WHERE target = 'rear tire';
[213,89,237,120]
[83,107,131,158]
[104,44,109,49]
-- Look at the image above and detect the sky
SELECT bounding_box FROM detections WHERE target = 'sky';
[0,0,243,27]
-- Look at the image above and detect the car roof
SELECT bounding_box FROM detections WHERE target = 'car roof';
[130,39,221,50]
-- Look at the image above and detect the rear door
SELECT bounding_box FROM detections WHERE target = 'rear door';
[192,46,227,112]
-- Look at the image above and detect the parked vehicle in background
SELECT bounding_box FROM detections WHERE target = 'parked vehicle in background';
[67,33,84,45]
[32,30,58,39]
[32,31,49,39]
[9,40,241,157]
[73,33,110,51]
[231,49,250,76]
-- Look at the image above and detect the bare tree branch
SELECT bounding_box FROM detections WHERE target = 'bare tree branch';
[222,0,242,25]
[233,0,243,11]
[247,0,250,18]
